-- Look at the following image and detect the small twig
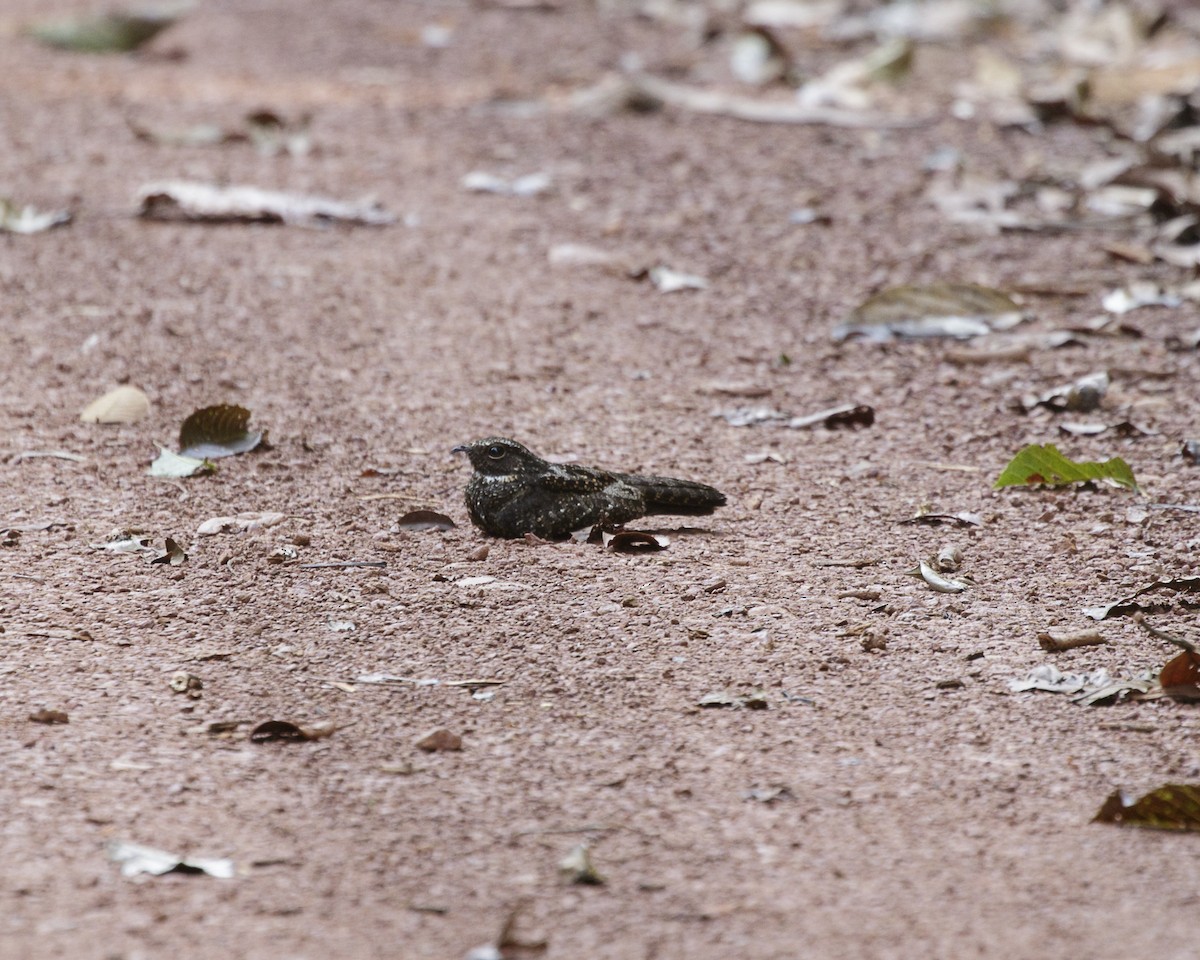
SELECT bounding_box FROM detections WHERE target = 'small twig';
[512,824,617,837]
[1098,722,1157,733]
[298,561,387,570]
[1038,630,1106,652]
[1150,503,1200,514]
[1133,612,1197,653]
[7,573,46,583]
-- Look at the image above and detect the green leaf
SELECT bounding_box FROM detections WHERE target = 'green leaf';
[28,10,178,53]
[1094,784,1200,831]
[148,447,214,479]
[994,443,1137,491]
[835,282,1025,342]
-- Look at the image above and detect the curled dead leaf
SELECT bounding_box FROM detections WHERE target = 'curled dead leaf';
[397,510,456,531]
[250,720,337,743]
[559,844,605,886]
[28,709,69,724]
[603,530,669,552]
[415,728,463,752]
[179,405,264,460]
[80,385,151,424]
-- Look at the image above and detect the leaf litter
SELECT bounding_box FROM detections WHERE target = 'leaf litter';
[138,181,395,226]
[80,385,151,424]
[0,199,71,234]
[107,840,235,879]
[29,6,183,53]
[397,510,457,532]
[149,405,265,478]
[834,283,1027,342]
[249,720,338,743]
[178,405,265,459]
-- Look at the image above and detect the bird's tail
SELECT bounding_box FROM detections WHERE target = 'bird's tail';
[622,474,727,515]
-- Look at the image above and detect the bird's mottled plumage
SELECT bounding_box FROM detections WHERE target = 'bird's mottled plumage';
[452,437,726,540]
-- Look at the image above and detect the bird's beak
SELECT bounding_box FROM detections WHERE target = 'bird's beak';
[451,444,469,455]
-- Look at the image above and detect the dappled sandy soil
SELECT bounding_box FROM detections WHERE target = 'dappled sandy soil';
[3,1,1200,958]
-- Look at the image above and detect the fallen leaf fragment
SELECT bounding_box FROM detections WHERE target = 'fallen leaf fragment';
[1102,282,1181,315]
[80,385,151,424]
[897,511,981,527]
[107,840,235,879]
[397,510,456,531]
[912,559,967,593]
[416,728,463,752]
[169,671,203,698]
[249,720,337,743]
[463,902,547,960]
[835,283,1025,342]
[1019,371,1109,415]
[547,243,626,271]
[1094,785,1200,832]
[90,536,155,556]
[462,171,551,197]
[787,403,874,430]
[138,181,395,226]
[1160,650,1200,701]
[745,784,794,803]
[150,537,187,565]
[625,72,921,128]
[28,709,69,724]
[729,28,790,87]
[29,8,179,52]
[714,405,789,427]
[603,530,669,552]
[178,404,264,459]
[994,443,1137,491]
[698,690,769,709]
[935,544,962,573]
[648,265,707,293]
[559,844,605,886]
[0,198,71,234]
[1008,664,1111,695]
[1085,578,1200,620]
[11,449,87,463]
[148,446,213,478]
[1008,664,1154,705]
[197,512,286,536]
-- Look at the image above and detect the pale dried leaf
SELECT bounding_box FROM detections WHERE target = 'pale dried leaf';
[80,385,151,424]
[138,181,395,226]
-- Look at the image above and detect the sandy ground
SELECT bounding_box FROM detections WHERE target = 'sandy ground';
[3,2,1200,958]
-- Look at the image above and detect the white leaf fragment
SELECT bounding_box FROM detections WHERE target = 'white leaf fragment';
[0,199,71,234]
[148,447,209,478]
[108,840,235,879]
[914,558,967,593]
[1102,281,1183,315]
[137,181,395,226]
[462,171,551,197]
[649,266,708,293]
[197,512,287,536]
[1008,664,1111,694]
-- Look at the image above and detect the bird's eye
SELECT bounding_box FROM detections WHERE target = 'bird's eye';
[486,444,505,460]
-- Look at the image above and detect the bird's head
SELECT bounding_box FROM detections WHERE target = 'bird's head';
[451,437,541,476]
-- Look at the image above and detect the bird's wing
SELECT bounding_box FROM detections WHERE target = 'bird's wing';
[536,463,614,494]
